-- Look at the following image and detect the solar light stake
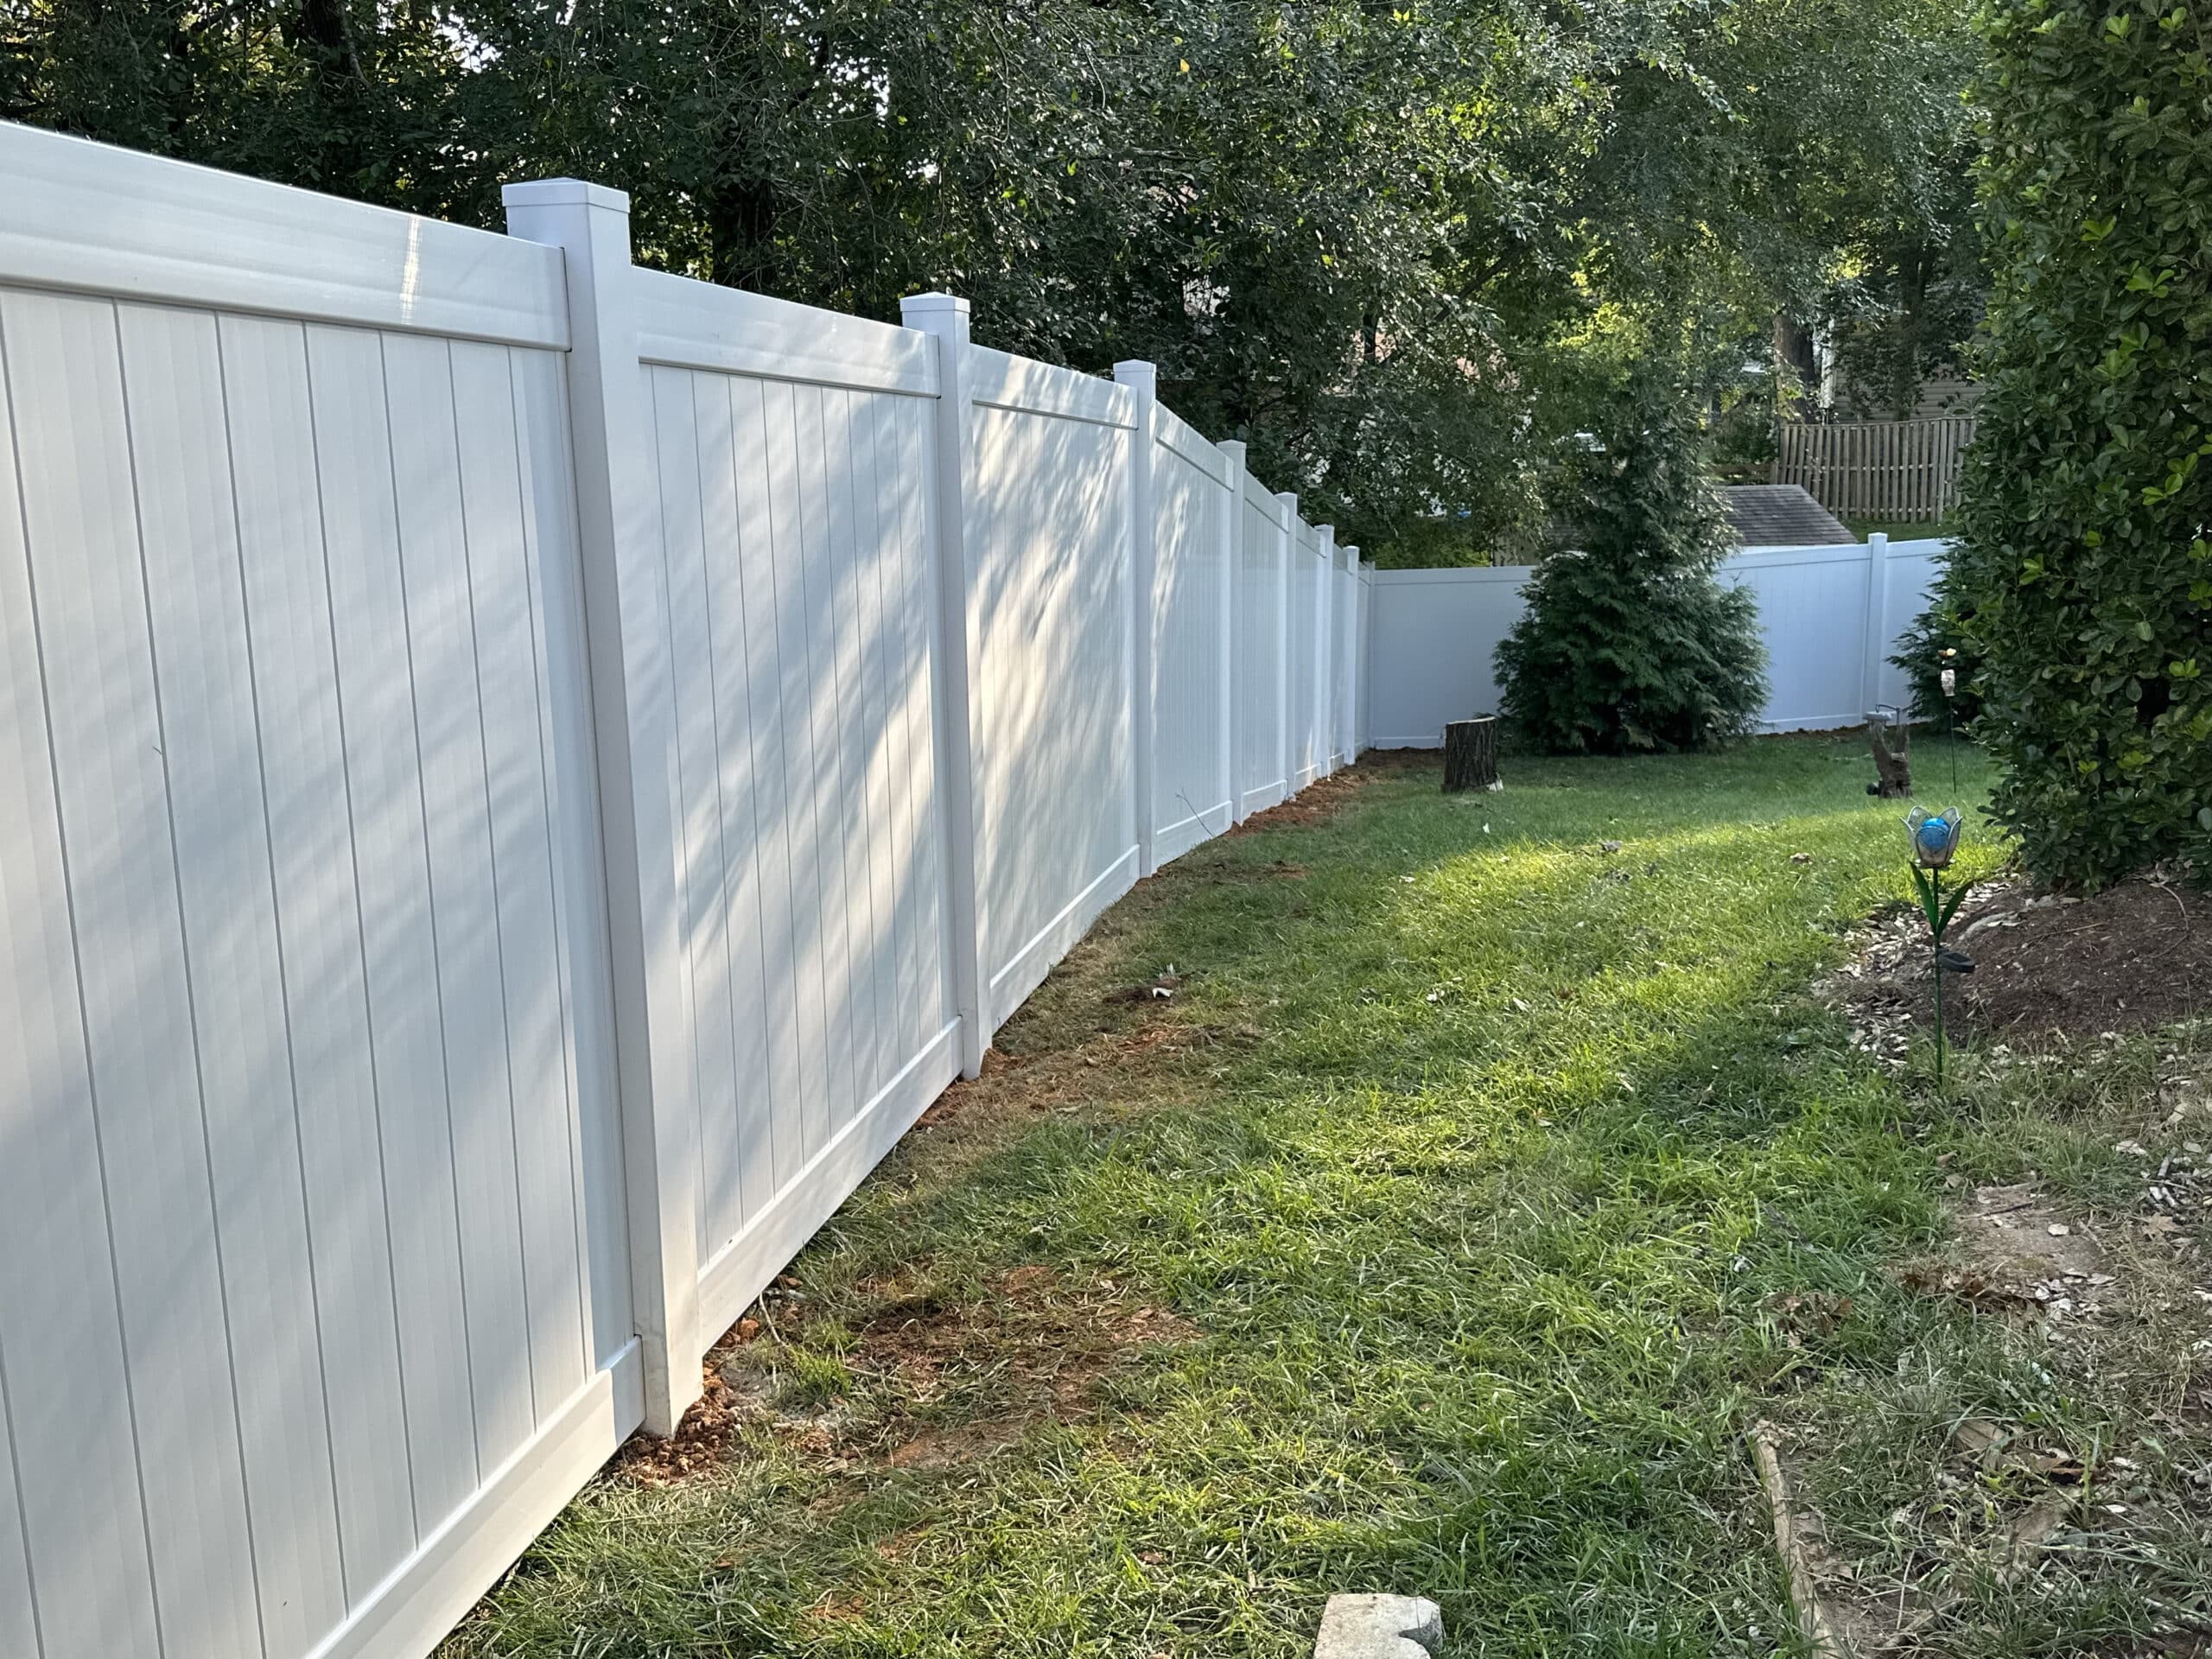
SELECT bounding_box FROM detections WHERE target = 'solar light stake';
[1940,648,1960,793]
[1905,808,1969,1086]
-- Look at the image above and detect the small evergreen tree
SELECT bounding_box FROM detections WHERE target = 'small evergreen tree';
[1890,588,1983,728]
[1497,381,1768,753]
[1947,0,2212,887]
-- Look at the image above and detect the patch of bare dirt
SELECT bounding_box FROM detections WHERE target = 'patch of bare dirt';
[1224,761,1378,834]
[613,1314,770,1484]
[1344,746,1440,770]
[621,1263,1198,1486]
[849,1264,1197,1469]
[1900,1182,2126,1323]
[1829,874,2212,1051]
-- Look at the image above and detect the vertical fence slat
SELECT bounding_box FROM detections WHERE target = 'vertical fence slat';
[1780,414,1974,522]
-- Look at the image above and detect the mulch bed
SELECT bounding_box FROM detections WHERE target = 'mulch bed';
[1947,875,2212,1042]
[1835,873,2212,1049]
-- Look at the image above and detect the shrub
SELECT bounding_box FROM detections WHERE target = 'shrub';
[1945,0,2212,887]
[1497,382,1768,753]
[1890,588,1983,728]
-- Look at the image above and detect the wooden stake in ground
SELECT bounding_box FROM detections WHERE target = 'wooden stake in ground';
[1442,715,1498,792]
[1750,1423,1852,1657]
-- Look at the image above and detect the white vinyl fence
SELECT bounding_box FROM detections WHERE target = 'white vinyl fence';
[1365,536,1947,747]
[0,125,1371,1659]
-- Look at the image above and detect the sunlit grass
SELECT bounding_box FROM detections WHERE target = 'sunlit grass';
[445,734,2201,1658]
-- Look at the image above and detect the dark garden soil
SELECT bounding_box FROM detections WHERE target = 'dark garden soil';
[1946,875,2212,1043]
[1835,873,2212,1050]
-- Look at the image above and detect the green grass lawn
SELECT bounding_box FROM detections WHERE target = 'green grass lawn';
[1843,517,1953,543]
[445,735,2209,1658]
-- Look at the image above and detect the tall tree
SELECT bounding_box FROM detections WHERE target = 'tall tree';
[1943,0,2212,888]
[0,0,1985,558]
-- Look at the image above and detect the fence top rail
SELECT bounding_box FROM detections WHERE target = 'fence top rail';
[1152,401,1230,483]
[1243,486,1290,531]
[1370,563,1530,586]
[1783,415,1976,435]
[632,265,938,398]
[0,118,569,349]
[969,344,1136,429]
[1728,542,1875,569]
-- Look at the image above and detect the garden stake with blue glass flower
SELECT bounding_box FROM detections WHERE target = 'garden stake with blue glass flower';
[1905,807,1970,1086]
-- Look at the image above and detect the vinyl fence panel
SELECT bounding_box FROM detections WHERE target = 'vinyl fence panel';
[1725,544,1879,728]
[1355,561,1376,752]
[1236,483,1292,814]
[1366,539,1948,745]
[1333,546,1361,766]
[1366,565,1532,747]
[1876,539,1948,711]
[966,347,1140,1030]
[0,125,632,1659]
[1148,404,1236,862]
[3,125,1371,1659]
[627,271,961,1350]
[1288,517,1323,788]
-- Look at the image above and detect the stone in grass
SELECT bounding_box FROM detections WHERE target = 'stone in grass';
[1314,1593,1444,1658]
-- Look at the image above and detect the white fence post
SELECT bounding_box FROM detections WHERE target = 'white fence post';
[1334,543,1354,763]
[1276,492,1297,793]
[1860,531,1891,715]
[1113,362,1160,876]
[1359,558,1375,753]
[901,293,990,1078]
[502,179,700,1436]
[1217,441,1248,823]
[1316,524,1336,776]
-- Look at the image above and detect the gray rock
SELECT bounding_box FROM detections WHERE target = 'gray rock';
[1313,1593,1444,1658]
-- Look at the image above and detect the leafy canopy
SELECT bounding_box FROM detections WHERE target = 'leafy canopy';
[1942,0,2212,887]
[2,0,1980,556]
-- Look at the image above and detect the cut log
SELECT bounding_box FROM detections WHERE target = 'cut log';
[1442,715,1498,792]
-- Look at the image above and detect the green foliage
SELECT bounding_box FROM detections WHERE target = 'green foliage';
[1889,587,1984,725]
[1497,382,1769,752]
[0,0,1987,560]
[1945,0,2212,888]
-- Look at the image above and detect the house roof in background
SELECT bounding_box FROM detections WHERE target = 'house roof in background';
[1722,484,1855,547]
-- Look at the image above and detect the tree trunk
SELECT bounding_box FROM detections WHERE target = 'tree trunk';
[1442,716,1498,792]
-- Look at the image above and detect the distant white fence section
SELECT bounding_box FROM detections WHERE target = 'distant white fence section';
[0,124,1371,1659]
[1367,537,1947,746]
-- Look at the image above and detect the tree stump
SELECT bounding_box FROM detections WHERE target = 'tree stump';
[1442,715,1499,792]
[1866,713,1912,798]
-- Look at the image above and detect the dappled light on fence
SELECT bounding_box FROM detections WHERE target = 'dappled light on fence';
[0,121,1372,1659]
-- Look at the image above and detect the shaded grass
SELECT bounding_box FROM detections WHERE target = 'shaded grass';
[442,734,2206,1657]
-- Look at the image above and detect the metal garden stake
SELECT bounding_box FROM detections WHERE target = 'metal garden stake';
[1904,807,1970,1085]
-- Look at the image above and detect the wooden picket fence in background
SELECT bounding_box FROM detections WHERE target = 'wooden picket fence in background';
[1774,416,1977,522]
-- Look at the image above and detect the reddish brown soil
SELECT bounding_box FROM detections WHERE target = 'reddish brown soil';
[1224,762,1377,833]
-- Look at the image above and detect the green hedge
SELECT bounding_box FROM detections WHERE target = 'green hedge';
[1946,0,2212,887]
